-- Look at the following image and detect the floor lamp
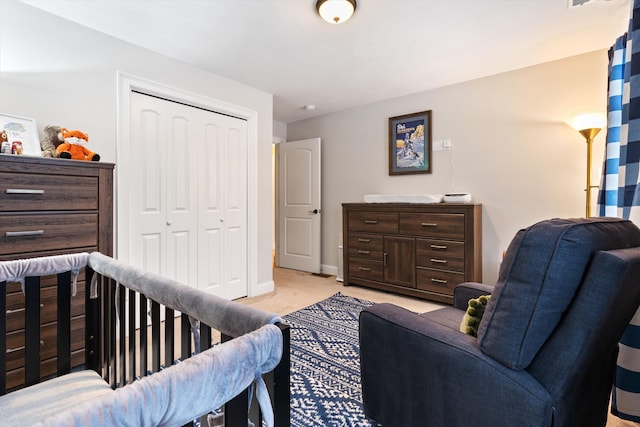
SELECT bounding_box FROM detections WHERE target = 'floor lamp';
[569,113,606,218]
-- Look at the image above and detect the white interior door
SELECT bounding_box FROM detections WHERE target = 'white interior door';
[126,91,247,299]
[277,138,321,273]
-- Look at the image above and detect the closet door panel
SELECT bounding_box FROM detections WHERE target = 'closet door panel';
[198,120,223,296]
[224,120,248,300]
[165,114,197,285]
[130,99,167,274]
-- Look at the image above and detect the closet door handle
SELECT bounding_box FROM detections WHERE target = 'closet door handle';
[5,189,45,195]
[6,230,44,237]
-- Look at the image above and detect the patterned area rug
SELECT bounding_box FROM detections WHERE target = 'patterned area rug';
[283,292,376,427]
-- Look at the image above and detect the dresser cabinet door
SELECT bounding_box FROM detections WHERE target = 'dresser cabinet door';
[383,236,415,288]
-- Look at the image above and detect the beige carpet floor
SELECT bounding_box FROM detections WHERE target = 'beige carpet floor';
[238,267,639,427]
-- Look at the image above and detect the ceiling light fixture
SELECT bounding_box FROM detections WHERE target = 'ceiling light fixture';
[316,0,357,24]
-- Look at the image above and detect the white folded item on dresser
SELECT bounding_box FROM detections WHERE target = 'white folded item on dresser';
[363,194,444,203]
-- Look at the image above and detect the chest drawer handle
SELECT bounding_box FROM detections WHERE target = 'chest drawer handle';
[364,220,379,224]
[358,238,371,243]
[6,230,45,237]
[5,189,45,195]
[430,244,447,250]
[421,223,438,227]
[358,250,371,255]
[431,278,448,284]
[6,304,44,315]
[358,266,372,271]
[430,259,448,264]
[7,346,25,354]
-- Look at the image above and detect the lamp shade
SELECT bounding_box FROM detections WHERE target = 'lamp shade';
[568,112,606,132]
[316,0,357,24]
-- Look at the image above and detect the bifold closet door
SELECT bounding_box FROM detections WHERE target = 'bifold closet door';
[127,91,247,299]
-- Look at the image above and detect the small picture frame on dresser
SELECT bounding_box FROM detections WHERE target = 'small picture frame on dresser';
[0,113,41,156]
[389,110,432,175]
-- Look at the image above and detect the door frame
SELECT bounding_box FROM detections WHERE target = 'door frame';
[116,72,259,296]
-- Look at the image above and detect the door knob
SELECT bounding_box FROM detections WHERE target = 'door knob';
[308,209,319,214]
[166,221,172,226]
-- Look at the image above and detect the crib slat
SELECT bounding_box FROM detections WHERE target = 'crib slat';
[180,313,191,359]
[139,294,148,376]
[56,271,71,375]
[151,300,160,372]
[24,276,41,387]
[165,307,174,365]
[117,283,125,387]
[107,278,117,387]
[128,288,136,383]
[200,325,212,353]
[85,267,100,374]
[0,280,6,395]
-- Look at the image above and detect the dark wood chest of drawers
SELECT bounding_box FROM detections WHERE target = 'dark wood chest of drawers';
[0,154,114,390]
[342,203,482,304]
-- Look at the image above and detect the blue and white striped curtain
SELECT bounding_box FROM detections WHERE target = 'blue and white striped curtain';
[598,0,640,421]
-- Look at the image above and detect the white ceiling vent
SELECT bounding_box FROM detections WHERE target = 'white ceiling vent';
[568,0,612,7]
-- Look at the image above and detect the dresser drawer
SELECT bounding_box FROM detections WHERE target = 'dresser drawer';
[348,212,398,234]
[7,349,84,392]
[349,258,383,281]
[7,283,85,332]
[0,213,98,255]
[6,316,85,372]
[348,234,383,260]
[0,172,98,212]
[416,268,464,295]
[416,239,465,272]
[399,213,464,239]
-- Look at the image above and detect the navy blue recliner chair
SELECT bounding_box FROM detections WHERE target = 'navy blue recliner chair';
[359,217,640,427]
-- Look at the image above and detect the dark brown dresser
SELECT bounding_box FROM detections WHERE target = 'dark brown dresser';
[342,202,482,304]
[0,154,114,390]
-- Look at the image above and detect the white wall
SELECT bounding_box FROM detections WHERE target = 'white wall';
[0,1,275,296]
[287,50,608,284]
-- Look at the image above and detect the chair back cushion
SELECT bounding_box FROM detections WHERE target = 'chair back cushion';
[477,217,640,370]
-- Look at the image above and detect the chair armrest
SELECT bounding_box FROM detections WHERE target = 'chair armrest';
[453,281,494,310]
[359,303,551,427]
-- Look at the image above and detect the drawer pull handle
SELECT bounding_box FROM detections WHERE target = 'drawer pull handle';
[364,220,379,224]
[358,238,371,243]
[358,250,371,255]
[6,304,44,315]
[430,244,447,250]
[430,259,448,264]
[358,267,372,271]
[5,189,45,195]
[6,340,45,354]
[421,223,438,227]
[5,230,45,237]
[431,278,448,284]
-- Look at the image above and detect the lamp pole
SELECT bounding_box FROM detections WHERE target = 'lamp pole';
[579,128,601,218]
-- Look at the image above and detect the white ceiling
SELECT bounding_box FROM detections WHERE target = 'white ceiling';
[22,0,630,123]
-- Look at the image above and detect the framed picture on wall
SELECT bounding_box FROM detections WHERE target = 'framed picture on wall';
[388,110,432,175]
[0,113,41,156]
